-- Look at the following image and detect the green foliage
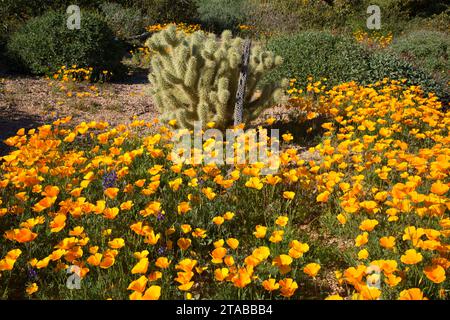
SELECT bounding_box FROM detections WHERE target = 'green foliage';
[133,0,198,24]
[266,31,448,101]
[245,0,449,36]
[265,31,368,85]
[0,0,105,19]
[195,0,248,32]
[99,2,152,40]
[348,0,449,34]
[372,0,449,17]
[391,30,449,80]
[146,26,286,129]
[245,0,367,36]
[407,10,450,33]
[365,51,448,101]
[0,1,136,57]
[7,10,125,76]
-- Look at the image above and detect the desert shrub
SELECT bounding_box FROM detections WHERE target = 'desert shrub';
[246,0,365,36]
[358,0,448,18]
[7,10,125,77]
[265,31,369,85]
[391,30,449,79]
[0,0,125,47]
[133,0,198,24]
[195,0,248,32]
[266,31,448,101]
[407,10,450,33]
[0,0,111,24]
[365,51,449,101]
[99,2,153,39]
[348,0,449,34]
[394,0,448,17]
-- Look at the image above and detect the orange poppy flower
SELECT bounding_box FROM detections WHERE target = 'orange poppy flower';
[423,265,446,284]
[177,238,191,251]
[104,187,119,199]
[399,288,428,300]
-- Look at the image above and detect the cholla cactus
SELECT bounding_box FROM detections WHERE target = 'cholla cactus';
[146,26,286,129]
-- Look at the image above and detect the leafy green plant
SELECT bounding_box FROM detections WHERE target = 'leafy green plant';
[265,31,448,102]
[391,30,449,79]
[365,51,449,102]
[133,0,198,24]
[146,26,286,129]
[7,10,125,76]
[265,31,368,85]
[99,2,152,40]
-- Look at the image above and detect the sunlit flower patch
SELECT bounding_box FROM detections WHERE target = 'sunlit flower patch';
[0,79,448,300]
[353,30,393,49]
[45,65,112,99]
[146,22,202,34]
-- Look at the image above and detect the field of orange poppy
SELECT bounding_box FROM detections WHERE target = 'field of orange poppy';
[0,78,448,300]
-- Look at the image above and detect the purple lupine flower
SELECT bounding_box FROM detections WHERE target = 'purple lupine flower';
[157,212,165,221]
[27,268,38,280]
[102,170,117,190]
[157,246,166,255]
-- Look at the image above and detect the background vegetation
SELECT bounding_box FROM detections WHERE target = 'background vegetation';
[0,0,449,301]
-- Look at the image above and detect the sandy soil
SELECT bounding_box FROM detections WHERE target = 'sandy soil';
[0,73,157,155]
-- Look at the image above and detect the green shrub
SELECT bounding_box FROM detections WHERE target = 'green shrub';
[7,10,125,76]
[265,31,368,85]
[265,31,448,102]
[133,0,198,24]
[99,2,152,40]
[195,0,248,32]
[364,51,448,100]
[391,30,449,79]
[348,0,449,34]
[0,0,122,49]
[407,10,450,33]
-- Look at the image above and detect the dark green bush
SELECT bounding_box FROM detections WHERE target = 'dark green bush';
[7,10,125,76]
[133,0,198,24]
[265,31,448,102]
[0,0,123,46]
[390,30,449,79]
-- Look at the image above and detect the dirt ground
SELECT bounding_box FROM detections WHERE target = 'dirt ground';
[0,72,157,155]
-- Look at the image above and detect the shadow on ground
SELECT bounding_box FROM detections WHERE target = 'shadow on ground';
[263,116,328,149]
[113,68,149,85]
[0,111,43,156]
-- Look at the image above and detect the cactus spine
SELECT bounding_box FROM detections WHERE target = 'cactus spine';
[146,26,286,129]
